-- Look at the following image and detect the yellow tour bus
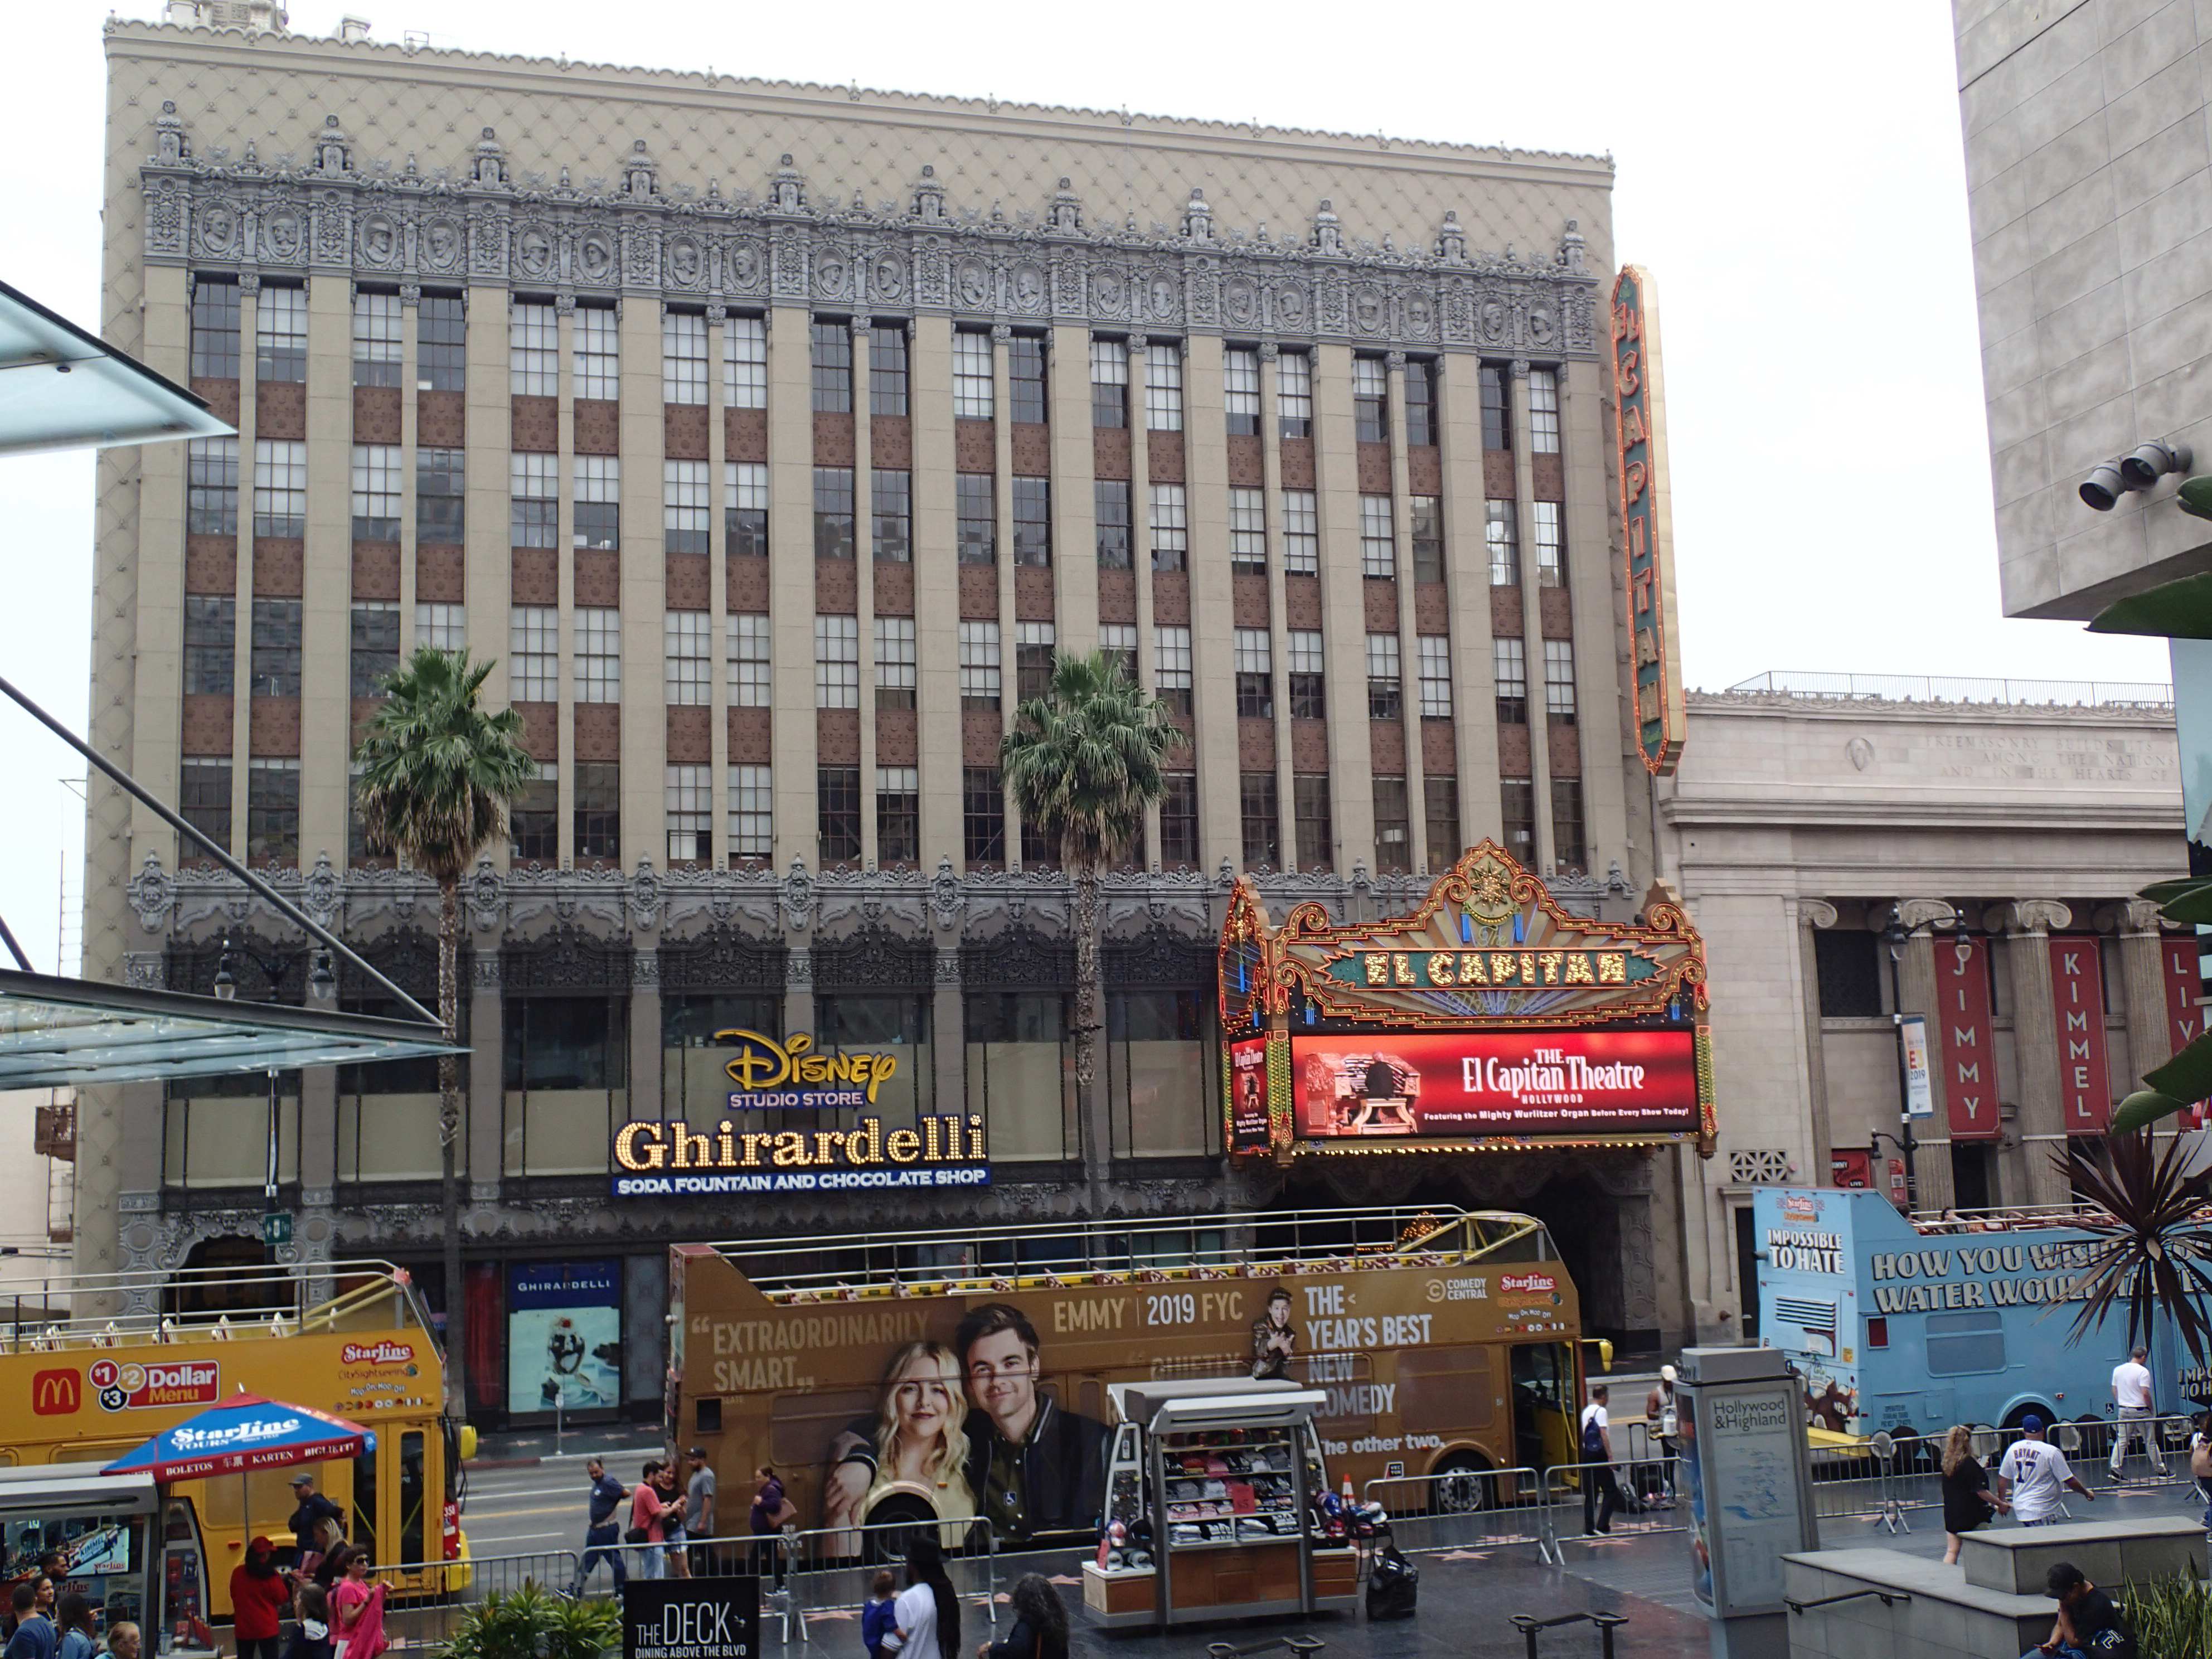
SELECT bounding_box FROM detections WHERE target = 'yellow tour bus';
[671,1205,1600,1551]
[0,1258,472,1623]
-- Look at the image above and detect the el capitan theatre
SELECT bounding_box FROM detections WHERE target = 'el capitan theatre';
[1219,844,1715,1166]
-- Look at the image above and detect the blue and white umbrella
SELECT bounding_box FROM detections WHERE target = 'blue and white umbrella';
[101,1389,373,1483]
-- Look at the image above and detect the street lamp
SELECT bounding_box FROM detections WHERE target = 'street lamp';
[1881,905,1918,1212]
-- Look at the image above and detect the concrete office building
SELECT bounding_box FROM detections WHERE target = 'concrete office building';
[85,9,1658,1413]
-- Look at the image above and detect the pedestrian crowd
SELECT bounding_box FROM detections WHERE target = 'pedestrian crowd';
[571,1447,725,1597]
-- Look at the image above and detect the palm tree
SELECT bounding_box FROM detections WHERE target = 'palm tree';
[2059,1132,2212,1370]
[355,647,537,1420]
[1001,652,1186,1175]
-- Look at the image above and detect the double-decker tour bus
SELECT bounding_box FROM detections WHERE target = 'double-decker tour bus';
[0,1259,472,1626]
[670,1205,1593,1550]
[1755,1186,2204,1445]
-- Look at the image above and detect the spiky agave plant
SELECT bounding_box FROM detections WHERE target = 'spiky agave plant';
[2058,1130,2212,1369]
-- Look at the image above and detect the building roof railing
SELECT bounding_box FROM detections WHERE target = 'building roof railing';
[1723,671,2173,709]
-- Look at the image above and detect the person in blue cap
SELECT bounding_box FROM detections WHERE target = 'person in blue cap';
[1996,1417,2094,1527]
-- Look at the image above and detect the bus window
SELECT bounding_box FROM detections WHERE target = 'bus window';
[397,1432,425,1566]
[201,1467,318,1545]
[1926,1310,2005,1376]
[49,1442,139,1466]
[1398,1346,1495,1436]
[1509,1343,1572,1473]
[352,1445,379,1564]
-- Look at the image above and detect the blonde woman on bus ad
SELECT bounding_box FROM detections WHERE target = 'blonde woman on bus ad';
[825,1341,978,1546]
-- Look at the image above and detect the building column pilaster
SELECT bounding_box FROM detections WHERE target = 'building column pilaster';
[1797,900,1839,1181]
[783,946,814,1050]
[628,949,662,1122]
[932,948,964,1126]
[466,952,505,1192]
[2114,898,2175,1087]
[2000,899,2074,1206]
[1506,360,1554,870]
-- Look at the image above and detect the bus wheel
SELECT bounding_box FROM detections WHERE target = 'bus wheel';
[863,1493,941,1564]
[1430,1453,1497,1514]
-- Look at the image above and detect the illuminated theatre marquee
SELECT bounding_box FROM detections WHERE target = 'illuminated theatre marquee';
[1218,842,1714,1164]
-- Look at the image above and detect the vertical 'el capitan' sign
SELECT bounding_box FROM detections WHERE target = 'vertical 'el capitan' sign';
[1612,265,1685,776]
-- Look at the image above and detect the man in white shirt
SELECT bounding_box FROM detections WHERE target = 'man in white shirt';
[1997,1417,2094,1526]
[2107,1345,2167,1478]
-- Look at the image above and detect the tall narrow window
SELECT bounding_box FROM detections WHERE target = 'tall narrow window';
[1480,363,1511,451]
[1008,336,1047,424]
[725,461,768,559]
[1224,348,1260,436]
[417,447,464,543]
[727,613,771,707]
[1099,623,1137,685]
[1233,629,1273,718]
[574,608,621,704]
[250,599,303,696]
[573,455,620,551]
[1545,639,1578,725]
[1229,488,1267,574]
[870,323,910,416]
[877,767,920,864]
[509,299,559,395]
[662,311,709,404]
[1359,494,1395,579]
[1534,500,1567,587]
[1293,775,1332,871]
[665,459,710,555]
[352,289,401,387]
[1277,351,1313,439]
[1145,342,1183,431]
[1159,774,1198,866]
[350,602,400,696]
[186,437,239,536]
[183,596,235,695]
[666,765,712,864]
[1150,484,1188,573]
[664,611,710,706]
[813,467,856,559]
[1090,338,1128,429]
[574,762,620,863]
[953,330,995,419]
[510,763,557,863]
[415,602,465,653]
[811,319,853,413]
[964,767,1006,866]
[1425,778,1461,866]
[181,759,233,860]
[1529,368,1560,453]
[1094,480,1132,569]
[255,283,307,382]
[416,292,465,391]
[957,474,996,565]
[189,276,241,379]
[1353,356,1388,444]
[1418,635,1453,719]
[1486,501,1520,587]
[508,606,559,701]
[253,440,307,538]
[1016,622,1056,703]
[1552,778,1586,873]
[1240,774,1280,869]
[510,453,557,549]
[723,315,768,409]
[1282,490,1318,575]
[815,614,860,709]
[350,445,402,541]
[874,616,916,709]
[1410,496,1444,584]
[1372,777,1410,874]
[872,469,911,562]
[1154,627,1193,719]
[959,621,1002,708]
[246,759,301,864]
[1011,477,1051,567]
[1365,634,1401,720]
[1288,630,1326,720]
[728,765,772,862]
[1493,638,1528,724]
[573,304,619,400]
[1404,358,1436,446]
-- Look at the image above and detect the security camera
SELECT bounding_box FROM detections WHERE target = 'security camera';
[2080,462,2127,510]
[2120,439,2193,491]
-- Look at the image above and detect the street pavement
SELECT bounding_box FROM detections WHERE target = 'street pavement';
[461,1421,667,1564]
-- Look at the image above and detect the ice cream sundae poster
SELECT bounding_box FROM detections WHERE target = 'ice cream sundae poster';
[508,1258,623,1415]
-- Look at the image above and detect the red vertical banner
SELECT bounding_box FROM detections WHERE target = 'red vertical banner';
[2048,937,2111,1133]
[2160,935,2209,1128]
[1938,936,2000,1141]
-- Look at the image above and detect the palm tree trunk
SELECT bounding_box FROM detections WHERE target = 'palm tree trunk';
[1071,858,1105,1194]
[437,877,469,1422]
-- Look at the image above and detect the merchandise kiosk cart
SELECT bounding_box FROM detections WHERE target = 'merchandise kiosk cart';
[1081,1379,1360,1629]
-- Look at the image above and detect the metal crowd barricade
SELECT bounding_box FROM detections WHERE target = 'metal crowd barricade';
[372,1548,584,1652]
[774,1516,1000,1646]
[1535,1458,1683,1564]
[1361,1468,1549,1556]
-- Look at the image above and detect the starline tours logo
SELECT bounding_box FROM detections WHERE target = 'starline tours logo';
[1498,1272,1558,1297]
[341,1341,418,1369]
[89,1357,220,1413]
[1782,1194,1821,1223]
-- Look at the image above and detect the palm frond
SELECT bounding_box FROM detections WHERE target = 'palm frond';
[353,646,539,882]
[2058,1131,2212,1369]
[1000,650,1186,872]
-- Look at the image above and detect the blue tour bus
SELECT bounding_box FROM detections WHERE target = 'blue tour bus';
[1753,1186,2205,1444]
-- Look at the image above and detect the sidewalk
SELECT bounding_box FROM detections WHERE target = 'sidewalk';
[472,1417,666,1467]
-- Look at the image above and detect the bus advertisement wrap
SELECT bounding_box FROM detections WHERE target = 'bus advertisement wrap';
[1291,1029,1699,1138]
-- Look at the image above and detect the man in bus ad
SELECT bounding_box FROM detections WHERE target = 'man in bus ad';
[957,1303,1108,1541]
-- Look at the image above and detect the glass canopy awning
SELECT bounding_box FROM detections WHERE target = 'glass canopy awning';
[0,967,461,1089]
[0,276,233,456]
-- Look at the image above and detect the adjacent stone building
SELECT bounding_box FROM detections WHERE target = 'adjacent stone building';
[84,14,1658,1416]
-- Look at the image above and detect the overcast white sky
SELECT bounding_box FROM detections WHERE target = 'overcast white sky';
[0,0,2174,974]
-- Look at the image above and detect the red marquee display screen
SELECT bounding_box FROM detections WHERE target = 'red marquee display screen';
[1291,1029,1699,1138]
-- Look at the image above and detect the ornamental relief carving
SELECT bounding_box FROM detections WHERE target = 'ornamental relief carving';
[146,117,1599,357]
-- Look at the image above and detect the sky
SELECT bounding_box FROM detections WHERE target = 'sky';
[0,0,2175,976]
